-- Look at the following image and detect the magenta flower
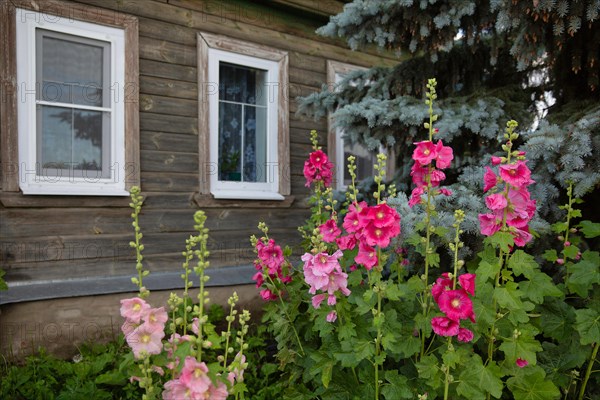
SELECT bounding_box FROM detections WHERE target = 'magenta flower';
[431,316,460,337]
[479,214,503,236]
[434,140,453,169]
[458,273,476,296]
[516,358,529,368]
[336,234,357,251]
[326,310,338,323]
[319,219,341,243]
[309,150,328,169]
[120,297,150,324]
[258,239,284,275]
[457,327,474,343]
[259,289,277,301]
[413,141,438,166]
[485,193,508,210]
[439,188,452,196]
[491,156,503,165]
[483,167,498,192]
[355,241,378,270]
[411,163,428,187]
[499,161,532,188]
[304,150,333,188]
[431,273,453,303]
[438,289,475,322]
[409,186,425,208]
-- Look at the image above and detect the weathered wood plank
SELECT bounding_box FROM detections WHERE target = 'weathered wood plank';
[289,67,327,88]
[0,193,134,208]
[268,0,345,17]
[140,75,197,100]
[141,172,198,192]
[140,59,197,82]
[140,112,198,135]
[139,36,197,66]
[140,131,198,152]
[140,94,197,117]
[141,150,198,174]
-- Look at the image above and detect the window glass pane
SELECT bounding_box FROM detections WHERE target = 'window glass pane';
[218,102,242,181]
[243,106,267,182]
[39,33,105,107]
[219,62,266,106]
[343,142,377,186]
[39,105,104,177]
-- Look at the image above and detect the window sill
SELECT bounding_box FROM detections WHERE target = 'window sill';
[194,193,295,208]
[0,192,140,208]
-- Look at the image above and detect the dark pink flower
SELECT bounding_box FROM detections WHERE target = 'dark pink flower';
[516,358,529,368]
[336,235,357,250]
[429,169,446,187]
[259,289,277,301]
[411,163,428,187]
[409,186,425,208]
[439,188,452,196]
[431,316,460,337]
[499,161,532,188]
[367,203,398,228]
[413,141,438,166]
[491,156,503,165]
[319,219,341,243]
[438,289,474,322]
[355,241,378,270]
[457,327,474,343]
[432,273,453,303]
[434,140,453,169]
[458,273,476,296]
[485,193,508,210]
[309,150,328,169]
[483,167,498,192]
[252,271,264,288]
[512,226,533,247]
[304,150,333,188]
[479,213,502,236]
[257,239,284,275]
[343,201,368,234]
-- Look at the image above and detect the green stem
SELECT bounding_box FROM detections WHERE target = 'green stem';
[578,342,598,400]
[375,289,383,400]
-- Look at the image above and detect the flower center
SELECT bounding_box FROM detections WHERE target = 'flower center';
[194,368,204,378]
[315,157,320,162]
[451,298,461,308]
[424,149,430,155]
[133,303,141,311]
[319,255,327,264]
[141,334,150,344]
[377,212,384,219]
[375,229,382,237]
[353,220,358,226]
[369,252,374,258]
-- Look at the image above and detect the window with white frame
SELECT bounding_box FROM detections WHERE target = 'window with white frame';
[327,61,384,190]
[14,8,131,195]
[198,32,289,201]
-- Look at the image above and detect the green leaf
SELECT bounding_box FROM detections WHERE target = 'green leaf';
[542,249,558,263]
[321,361,333,388]
[494,282,524,310]
[487,231,514,252]
[381,370,412,399]
[415,354,442,389]
[566,252,600,297]
[539,298,576,342]
[574,308,600,345]
[579,220,600,238]
[506,367,560,400]
[551,221,568,234]
[508,250,538,279]
[499,326,542,365]
[384,283,402,301]
[456,354,504,399]
[562,244,580,259]
[519,271,562,304]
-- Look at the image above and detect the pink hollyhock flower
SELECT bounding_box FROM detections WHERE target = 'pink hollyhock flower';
[434,140,453,169]
[499,161,532,188]
[343,201,368,233]
[336,235,357,250]
[309,150,328,169]
[457,327,474,343]
[485,193,508,211]
[483,167,498,192]
[411,163,428,187]
[126,323,164,358]
[516,358,529,368]
[180,357,211,394]
[252,271,264,288]
[259,289,277,301]
[258,239,284,275]
[438,289,474,322]
[413,141,438,166]
[431,316,460,337]
[326,310,337,323]
[327,294,337,306]
[491,156,503,165]
[439,188,452,196]
[312,294,327,309]
[143,307,168,331]
[429,169,446,187]
[191,318,199,335]
[368,203,398,228]
[458,273,476,296]
[319,219,341,243]
[506,188,536,228]
[120,297,150,324]
[208,381,229,400]
[431,273,453,303]
[364,223,393,248]
[325,270,351,296]
[479,213,502,236]
[303,160,317,187]
[512,226,533,247]
[162,379,191,400]
[409,186,424,207]
[303,150,334,188]
[355,241,378,270]
[303,251,343,293]
[121,320,138,338]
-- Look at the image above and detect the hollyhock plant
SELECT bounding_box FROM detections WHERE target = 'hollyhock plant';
[437,289,475,322]
[126,323,165,358]
[431,316,460,337]
[304,146,334,188]
[120,297,151,324]
[319,219,342,243]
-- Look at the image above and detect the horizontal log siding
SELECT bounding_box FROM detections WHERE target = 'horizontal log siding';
[0,0,399,295]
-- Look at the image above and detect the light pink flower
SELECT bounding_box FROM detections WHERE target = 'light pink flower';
[437,289,474,322]
[434,140,453,169]
[516,358,529,368]
[143,307,168,331]
[312,293,327,309]
[326,311,337,323]
[431,316,460,337]
[326,270,351,297]
[126,323,164,358]
[413,141,438,166]
[162,379,191,400]
[121,320,139,338]
[457,327,474,343]
[208,381,229,400]
[179,357,211,394]
[499,161,532,188]
[319,219,341,243]
[479,213,502,236]
[120,297,150,324]
[485,193,508,210]
[483,167,498,192]
[303,251,343,293]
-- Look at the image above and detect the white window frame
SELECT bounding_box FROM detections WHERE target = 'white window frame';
[15,8,127,196]
[198,31,289,201]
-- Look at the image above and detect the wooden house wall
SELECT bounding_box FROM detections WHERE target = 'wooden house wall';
[0,0,398,297]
